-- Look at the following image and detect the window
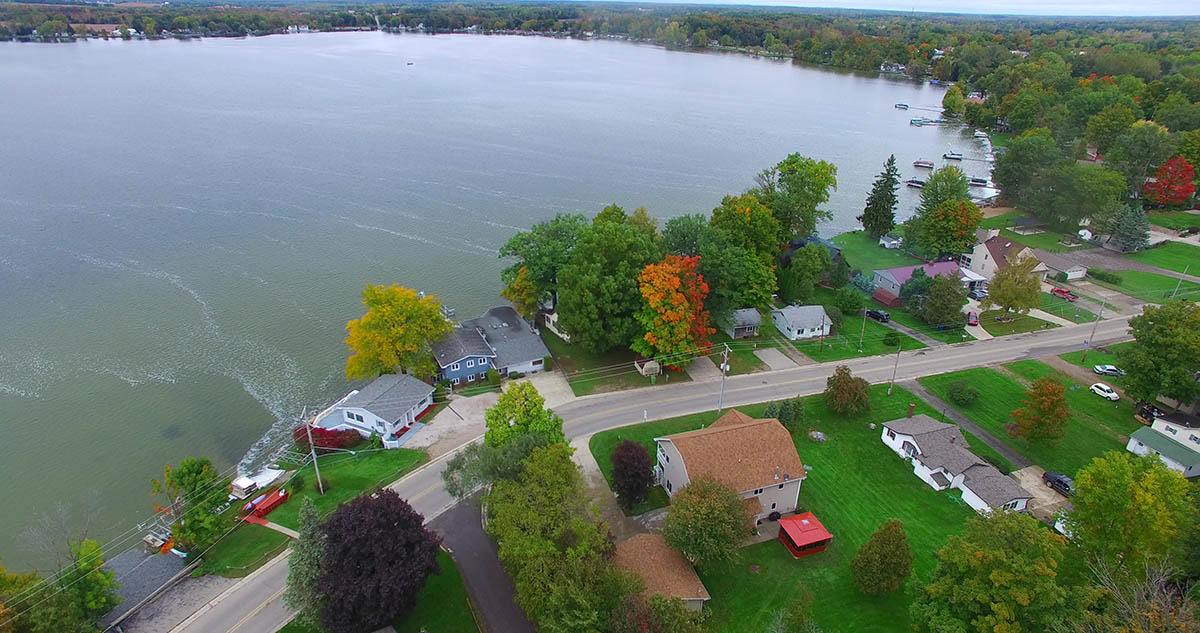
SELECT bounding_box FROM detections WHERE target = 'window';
[451,362,460,371]
[754,488,763,495]
[466,359,474,368]
[771,502,777,510]
[478,372,487,380]
[345,411,354,420]
[778,484,784,490]
[1002,500,1021,510]
[1190,434,1200,445]
[467,374,475,382]
[887,429,896,440]
[452,377,460,386]
[354,413,364,422]
[1168,426,1179,435]
[533,359,543,366]
[667,481,672,492]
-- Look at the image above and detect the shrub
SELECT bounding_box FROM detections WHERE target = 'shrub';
[764,401,781,418]
[486,369,501,386]
[290,473,306,493]
[1055,271,1068,283]
[1088,268,1123,284]
[543,355,553,371]
[948,380,980,406]
[824,365,871,416]
[882,331,901,348]
[434,379,451,401]
[294,426,362,454]
[611,440,654,512]
[824,305,844,331]
[851,519,913,595]
[835,286,865,315]
[508,371,523,379]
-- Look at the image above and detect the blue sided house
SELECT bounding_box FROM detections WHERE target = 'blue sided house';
[431,306,551,386]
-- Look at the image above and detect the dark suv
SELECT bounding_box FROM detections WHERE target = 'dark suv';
[866,309,890,323]
[1042,471,1074,497]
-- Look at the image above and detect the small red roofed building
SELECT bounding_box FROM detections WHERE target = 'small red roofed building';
[777,512,832,558]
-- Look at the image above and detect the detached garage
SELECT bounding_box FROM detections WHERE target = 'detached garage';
[1033,249,1088,281]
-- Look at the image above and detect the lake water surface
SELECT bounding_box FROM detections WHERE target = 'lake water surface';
[0,32,991,567]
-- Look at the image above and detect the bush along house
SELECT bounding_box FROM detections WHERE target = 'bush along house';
[311,373,436,449]
[431,306,551,386]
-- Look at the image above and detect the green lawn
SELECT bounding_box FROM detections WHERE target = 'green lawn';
[998,228,1089,253]
[278,551,479,633]
[831,231,921,274]
[1125,241,1200,275]
[1146,210,1200,231]
[199,523,291,578]
[542,329,690,396]
[1059,341,1133,374]
[710,329,771,376]
[980,211,1023,229]
[1037,292,1097,324]
[1087,269,1200,303]
[919,362,1140,476]
[885,306,972,343]
[792,315,926,361]
[272,449,428,530]
[978,309,1059,335]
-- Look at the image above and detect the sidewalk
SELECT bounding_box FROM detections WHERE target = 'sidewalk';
[569,435,640,541]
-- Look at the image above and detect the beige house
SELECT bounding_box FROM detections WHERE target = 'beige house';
[654,410,806,525]
[960,229,1048,282]
[613,533,710,612]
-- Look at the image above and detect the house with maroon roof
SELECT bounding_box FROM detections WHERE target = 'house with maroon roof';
[871,261,985,307]
[959,229,1048,282]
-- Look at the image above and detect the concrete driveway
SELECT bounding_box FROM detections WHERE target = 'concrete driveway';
[1010,466,1068,521]
[406,391,498,456]
[754,348,797,371]
[685,355,722,382]
[520,370,575,408]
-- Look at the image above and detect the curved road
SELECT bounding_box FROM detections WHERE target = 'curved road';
[168,315,1135,633]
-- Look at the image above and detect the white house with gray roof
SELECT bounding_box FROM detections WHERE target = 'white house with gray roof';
[770,305,831,341]
[314,373,435,448]
[724,308,762,339]
[881,414,1031,513]
[431,306,551,384]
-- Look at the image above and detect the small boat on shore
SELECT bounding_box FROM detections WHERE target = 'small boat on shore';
[895,103,909,110]
[905,178,925,188]
[913,160,935,169]
[943,152,964,160]
[910,118,926,126]
[974,130,989,139]
[969,177,989,187]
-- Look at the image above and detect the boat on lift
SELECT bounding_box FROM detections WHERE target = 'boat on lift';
[974,130,989,139]
[905,178,925,188]
[913,160,935,169]
[910,118,926,126]
[943,152,964,160]
[969,177,990,187]
[895,103,909,109]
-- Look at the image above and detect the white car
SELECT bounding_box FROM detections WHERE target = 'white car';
[1090,383,1119,401]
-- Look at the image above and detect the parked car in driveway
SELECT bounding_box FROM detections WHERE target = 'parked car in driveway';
[1050,287,1078,301]
[1042,471,1074,497]
[1092,364,1125,377]
[967,312,979,326]
[866,309,890,323]
[1090,383,1119,401]
[967,288,989,300]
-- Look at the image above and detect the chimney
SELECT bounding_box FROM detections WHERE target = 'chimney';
[907,403,915,418]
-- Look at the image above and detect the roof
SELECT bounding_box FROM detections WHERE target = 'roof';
[884,415,986,475]
[97,548,187,628]
[1131,427,1200,467]
[984,236,1027,266]
[879,234,903,245]
[778,512,833,547]
[342,374,435,423]
[1012,217,1047,228]
[875,261,962,288]
[613,533,710,602]
[459,306,549,370]
[656,411,806,493]
[732,308,762,328]
[1160,411,1200,429]
[431,327,495,367]
[1031,249,1087,273]
[771,305,831,331]
[962,464,1032,506]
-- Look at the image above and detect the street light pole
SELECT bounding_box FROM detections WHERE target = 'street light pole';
[716,343,730,415]
[302,406,325,496]
[887,344,902,395]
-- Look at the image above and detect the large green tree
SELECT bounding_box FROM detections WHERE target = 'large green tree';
[912,511,1070,633]
[917,165,970,215]
[663,476,750,568]
[1084,103,1136,153]
[57,540,120,622]
[709,192,782,264]
[1118,301,1200,406]
[918,274,968,328]
[697,232,776,329]
[858,155,900,238]
[980,254,1042,315]
[993,129,1065,207]
[150,457,232,550]
[941,85,966,116]
[556,220,661,354]
[484,381,565,448]
[499,213,588,309]
[778,242,831,305]
[913,199,983,257]
[1108,120,1176,197]
[1107,204,1150,252]
[343,284,453,380]
[661,214,712,256]
[754,153,838,241]
[851,520,913,596]
[442,431,548,499]
[284,498,325,630]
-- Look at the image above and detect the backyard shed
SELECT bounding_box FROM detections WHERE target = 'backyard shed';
[778,512,833,558]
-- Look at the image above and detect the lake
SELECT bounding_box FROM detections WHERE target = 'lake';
[0,32,990,568]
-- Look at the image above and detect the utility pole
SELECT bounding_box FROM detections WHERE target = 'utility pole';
[858,310,867,353]
[887,344,902,395]
[716,343,730,415]
[1171,264,1190,298]
[820,313,828,350]
[302,406,325,496]
[1080,301,1105,364]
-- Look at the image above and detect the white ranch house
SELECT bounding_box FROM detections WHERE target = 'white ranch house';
[1126,425,1200,479]
[313,373,435,449]
[770,305,832,341]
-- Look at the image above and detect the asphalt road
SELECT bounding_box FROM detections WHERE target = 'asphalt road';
[167,315,1134,633]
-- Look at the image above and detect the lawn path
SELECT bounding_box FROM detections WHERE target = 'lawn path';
[761,322,816,366]
[992,365,1031,388]
[881,318,941,347]
[899,379,1032,470]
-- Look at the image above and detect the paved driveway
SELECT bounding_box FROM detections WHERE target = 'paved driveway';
[520,370,574,408]
[754,348,797,371]
[1010,466,1068,521]
[685,355,722,382]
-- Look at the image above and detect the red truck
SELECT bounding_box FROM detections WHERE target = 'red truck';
[1050,287,1078,301]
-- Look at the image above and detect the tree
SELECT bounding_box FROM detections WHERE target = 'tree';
[343,284,453,380]
[851,520,913,596]
[1179,130,1200,174]
[754,153,838,241]
[779,243,831,305]
[142,17,156,36]
[628,206,659,239]
[661,214,713,256]
[824,365,871,416]
[1119,301,1200,411]
[1008,376,1069,443]
[911,511,1069,633]
[442,431,548,499]
[557,220,661,354]
[499,213,587,309]
[631,255,713,367]
[914,199,983,257]
[1142,156,1196,206]
[594,203,628,225]
[150,457,232,550]
[918,274,967,327]
[1107,204,1151,253]
[663,476,750,568]
[709,192,782,263]
[1084,103,1136,153]
[834,286,863,316]
[1066,451,1198,573]
[1059,560,1200,633]
[993,130,1065,206]
[899,268,935,314]
[318,490,441,633]
[611,440,654,512]
[829,257,851,289]
[858,155,900,238]
[284,498,325,630]
[917,165,969,216]
[36,19,66,38]
[501,265,540,319]
[698,233,775,329]
[941,85,965,116]
[484,381,565,448]
[980,254,1042,315]
[1108,120,1175,197]
[53,539,120,622]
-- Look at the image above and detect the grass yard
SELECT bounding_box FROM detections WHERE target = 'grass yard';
[271,448,427,530]
[1059,341,1133,374]
[710,330,771,376]
[997,228,1089,253]
[278,551,479,633]
[886,306,972,343]
[1146,210,1200,231]
[978,309,1059,335]
[831,231,922,274]
[919,361,1139,476]
[1087,269,1200,303]
[1125,241,1200,275]
[793,315,925,361]
[980,210,1023,229]
[542,329,690,396]
[1037,292,1098,324]
[198,523,290,578]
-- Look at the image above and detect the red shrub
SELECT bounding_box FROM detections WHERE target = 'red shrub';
[293,425,363,454]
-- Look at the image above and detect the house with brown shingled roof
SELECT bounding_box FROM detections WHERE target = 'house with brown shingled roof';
[613,533,710,612]
[653,410,806,526]
[960,228,1048,282]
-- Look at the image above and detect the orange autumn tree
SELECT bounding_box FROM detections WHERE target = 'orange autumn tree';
[631,255,714,368]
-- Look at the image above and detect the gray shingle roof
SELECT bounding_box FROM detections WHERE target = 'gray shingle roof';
[771,305,830,331]
[884,414,954,436]
[732,308,762,328]
[962,464,1032,506]
[1031,248,1087,273]
[461,306,549,371]
[343,374,435,423]
[431,328,495,367]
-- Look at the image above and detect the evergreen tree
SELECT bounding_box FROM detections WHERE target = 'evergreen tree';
[284,498,325,630]
[1108,205,1150,252]
[851,520,913,596]
[858,155,900,238]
